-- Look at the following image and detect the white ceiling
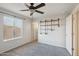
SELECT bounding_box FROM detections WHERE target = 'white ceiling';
[0,3,78,18]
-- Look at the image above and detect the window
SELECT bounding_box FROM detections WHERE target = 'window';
[14,18,23,38]
[4,16,14,40]
[4,16,23,41]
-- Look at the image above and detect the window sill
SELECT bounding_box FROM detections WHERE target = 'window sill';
[3,36,22,42]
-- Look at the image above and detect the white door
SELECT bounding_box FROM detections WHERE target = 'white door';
[66,15,72,55]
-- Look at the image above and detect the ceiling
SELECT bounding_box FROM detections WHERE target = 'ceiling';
[0,3,78,18]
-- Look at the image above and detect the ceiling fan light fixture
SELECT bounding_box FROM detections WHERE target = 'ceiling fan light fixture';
[30,9,35,13]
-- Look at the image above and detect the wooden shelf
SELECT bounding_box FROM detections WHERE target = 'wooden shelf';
[40,32,48,35]
[40,24,59,26]
[40,29,55,30]
[40,20,58,23]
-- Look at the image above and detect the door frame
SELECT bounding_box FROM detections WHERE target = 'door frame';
[72,10,79,56]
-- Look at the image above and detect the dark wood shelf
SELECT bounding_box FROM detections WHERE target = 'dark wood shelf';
[40,20,58,23]
[40,29,55,30]
[40,32,48,35]
[40,24,59,26]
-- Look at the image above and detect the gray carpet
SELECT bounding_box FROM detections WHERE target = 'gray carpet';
[0,42,71,56]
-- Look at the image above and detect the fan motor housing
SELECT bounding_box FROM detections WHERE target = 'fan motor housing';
[29,6,35,9]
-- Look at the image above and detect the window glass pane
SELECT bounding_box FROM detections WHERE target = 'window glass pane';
[4,16,14,40]
[14,18,23,37]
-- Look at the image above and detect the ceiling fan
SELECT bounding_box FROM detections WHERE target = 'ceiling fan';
[20,3,45,16]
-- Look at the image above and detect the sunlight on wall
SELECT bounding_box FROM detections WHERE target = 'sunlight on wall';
[33,22,38,30]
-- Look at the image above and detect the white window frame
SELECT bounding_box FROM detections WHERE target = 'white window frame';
[3,15,23,42]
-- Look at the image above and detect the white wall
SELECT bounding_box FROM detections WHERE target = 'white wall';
[0,10,32,54]
[66,14,72,55]
[38,17,66,48]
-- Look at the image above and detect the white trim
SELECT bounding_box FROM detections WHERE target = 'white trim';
[3,36,22,42]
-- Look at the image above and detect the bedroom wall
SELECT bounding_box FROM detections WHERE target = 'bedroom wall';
[38,16,66,48]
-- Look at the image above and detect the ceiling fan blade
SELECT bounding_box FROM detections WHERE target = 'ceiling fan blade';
[24,3,29,8]
[20,9,29,11]
[35,10,44,14]
[34,3,45,9]
[30,13,33,16]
